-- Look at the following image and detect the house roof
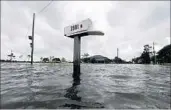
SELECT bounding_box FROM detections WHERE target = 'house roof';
[89,55,109,60]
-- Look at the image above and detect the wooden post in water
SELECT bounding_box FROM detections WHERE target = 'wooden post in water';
[73,36,81,79]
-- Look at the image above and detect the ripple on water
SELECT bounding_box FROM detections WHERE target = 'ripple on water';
[1,63,170,109]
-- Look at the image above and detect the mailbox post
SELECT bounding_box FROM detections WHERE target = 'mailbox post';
[73,36,81,79]
[64,19,104,78]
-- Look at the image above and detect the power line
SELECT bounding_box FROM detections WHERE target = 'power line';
[24,0,54,38]
[25,0,53,32]
[37,0,54,15]
[24,0,53,41]
[23,0,54,59]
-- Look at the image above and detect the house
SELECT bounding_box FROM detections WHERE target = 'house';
[89,55,111,63]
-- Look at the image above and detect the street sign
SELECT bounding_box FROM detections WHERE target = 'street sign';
[64,18,104,77]
[64,18,92,37]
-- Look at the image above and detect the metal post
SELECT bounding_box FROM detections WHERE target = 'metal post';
[31,13,35,65]
[73,36,81,80]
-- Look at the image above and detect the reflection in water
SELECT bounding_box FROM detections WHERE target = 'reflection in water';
[26,65,36,108]
[63,72,82,109]
[64,76,81,102]
[62,72,104,109]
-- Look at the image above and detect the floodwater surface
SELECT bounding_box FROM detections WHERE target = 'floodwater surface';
[1,63,170,109]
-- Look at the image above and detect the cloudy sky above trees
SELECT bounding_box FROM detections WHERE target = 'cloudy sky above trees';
[1,1,170,61]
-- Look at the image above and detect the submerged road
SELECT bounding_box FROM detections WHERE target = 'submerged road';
[1,63,170,109]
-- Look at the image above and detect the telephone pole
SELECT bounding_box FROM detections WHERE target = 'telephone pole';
[153,42,156,64]
[28,13,35,65]
[31,13,35,64]
[116,48,119,64]
[117,48,119,58]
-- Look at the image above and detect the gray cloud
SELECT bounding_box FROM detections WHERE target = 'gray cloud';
[1,1,170,61]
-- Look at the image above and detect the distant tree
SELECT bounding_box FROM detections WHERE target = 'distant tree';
[132,57,142,64]
[132,44,153,64]
[82,53,89,59]
[43,58,49,62]
[140,44,152,64]
[52,58,61,63]
[81,53,90,63]
[113,57,126,64]
[91,58,96,63]
[151,55,156,64]
[141,52,150,64]
[7,50,15,61]
[113,57,118,63]
[82,57,90,63]
[144,45,152,53]
[61,57,66,62]
[40,57,43,62]
[84,53,89,58]
[104,58,112,63]
[157,44,171,63]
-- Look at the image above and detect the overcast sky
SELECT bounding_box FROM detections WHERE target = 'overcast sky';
[1,1,170,61]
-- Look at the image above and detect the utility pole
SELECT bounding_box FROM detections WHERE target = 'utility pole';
[31,13,35,65]
[117,48,119,58]
[116,48,119,63]
[153,42,156,64]
[28,13,35,65]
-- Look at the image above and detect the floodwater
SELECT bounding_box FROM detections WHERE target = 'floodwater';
[1,63,170,109]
